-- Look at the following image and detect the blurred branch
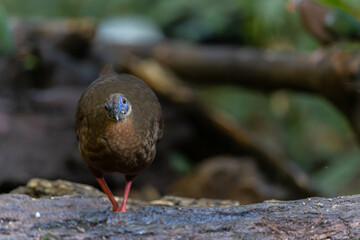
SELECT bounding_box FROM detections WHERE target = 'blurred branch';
[102,42,360,143]
[143,43,359,95]
[121,55,317,197]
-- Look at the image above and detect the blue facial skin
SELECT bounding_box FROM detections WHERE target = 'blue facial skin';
[105,96,130,122]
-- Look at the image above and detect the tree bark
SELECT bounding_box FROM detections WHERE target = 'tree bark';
[1,191,360,239]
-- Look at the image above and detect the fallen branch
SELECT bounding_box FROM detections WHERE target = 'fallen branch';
[2,190,360,239]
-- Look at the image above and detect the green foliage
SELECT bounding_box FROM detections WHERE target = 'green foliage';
[1,0,359,49]
[314,149,360,195]
[169,152,192,174]
[22,54,37,70]
[199,86,359,194]
[0,4,12,54]
[320,0,360,17]
[328,9,360,38]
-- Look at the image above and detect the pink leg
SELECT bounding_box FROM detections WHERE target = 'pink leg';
[96,177,120,212]
[119,179,133,212]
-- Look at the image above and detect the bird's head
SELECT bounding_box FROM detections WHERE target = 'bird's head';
[104,93,132,122]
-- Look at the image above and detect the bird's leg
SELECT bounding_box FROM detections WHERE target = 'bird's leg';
[95,177,120,212]
[119,180,132,212]
[119,175,136,212]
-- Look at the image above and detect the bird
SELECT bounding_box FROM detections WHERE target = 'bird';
[75,65,163,212]
[287,0,360,45]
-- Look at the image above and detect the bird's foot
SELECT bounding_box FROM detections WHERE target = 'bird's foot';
[119,201,126,212]
[112,202,126,212]
[112,207,126,212]
[112,204,121,212]
[116,178,133,213]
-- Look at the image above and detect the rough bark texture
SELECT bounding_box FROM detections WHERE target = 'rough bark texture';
[10,178,105,198]
[1,193,360,239]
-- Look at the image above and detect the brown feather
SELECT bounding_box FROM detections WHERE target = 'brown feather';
[75,71,163,177]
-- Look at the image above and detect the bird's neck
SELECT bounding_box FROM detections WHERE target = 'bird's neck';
[105,116,137,142]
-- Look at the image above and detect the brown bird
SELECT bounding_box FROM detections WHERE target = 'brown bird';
[75,65,163,212]
[287,0,360,45]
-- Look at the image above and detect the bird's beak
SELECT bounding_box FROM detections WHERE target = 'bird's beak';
[115,107,126,121]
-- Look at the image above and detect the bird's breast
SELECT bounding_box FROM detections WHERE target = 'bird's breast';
[105,118,138,153]
[105,116,154,158]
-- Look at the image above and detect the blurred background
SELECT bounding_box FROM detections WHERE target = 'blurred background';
[0,0,360,204]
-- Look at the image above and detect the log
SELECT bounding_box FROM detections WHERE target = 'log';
[1,191,359,239]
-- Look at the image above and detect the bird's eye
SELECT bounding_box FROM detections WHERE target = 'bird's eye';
[122,98,127,104]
